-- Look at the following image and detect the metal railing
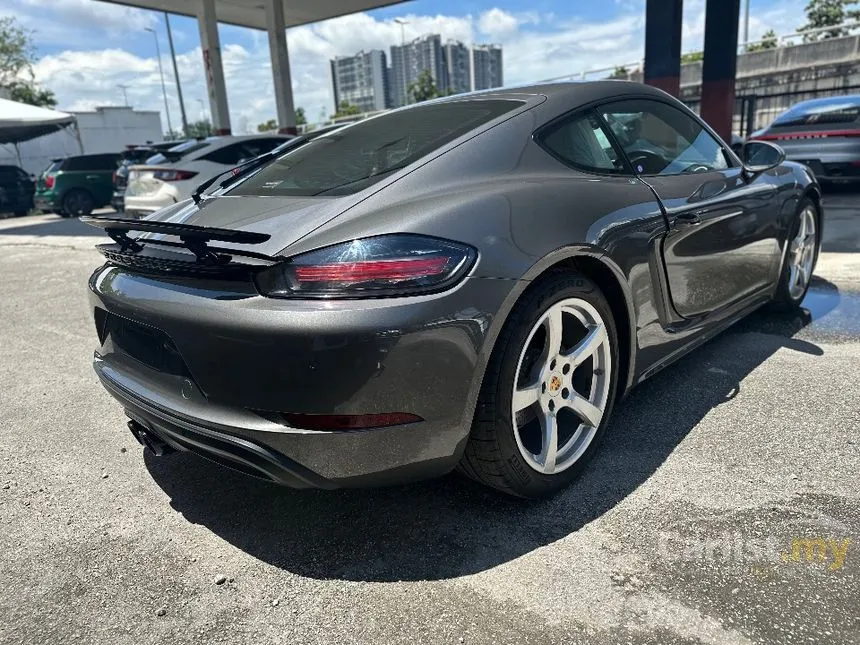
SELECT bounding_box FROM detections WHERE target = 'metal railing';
[539,20,860,84]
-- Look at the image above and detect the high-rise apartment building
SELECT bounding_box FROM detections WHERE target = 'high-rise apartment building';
[330,49,389,114]
[472,44,503,91]
[443,40,471,95]
[389,34,446,108]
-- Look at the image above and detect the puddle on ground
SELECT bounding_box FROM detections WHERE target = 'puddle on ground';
[734,277,860,343]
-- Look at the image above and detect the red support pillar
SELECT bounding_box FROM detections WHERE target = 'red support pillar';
[700,0,741,142]
[644,0,683,97]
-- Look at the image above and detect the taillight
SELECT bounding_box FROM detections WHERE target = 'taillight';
[255,234,476,299]
[44,175,55,189]
[153,169,198,182]
[753,129,860,141]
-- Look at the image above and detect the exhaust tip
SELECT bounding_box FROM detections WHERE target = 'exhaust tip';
[127,419,175,457]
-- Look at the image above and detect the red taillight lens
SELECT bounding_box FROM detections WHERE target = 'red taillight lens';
[280,412,423,430]
[294,257,449,283]
[44,175,55,189]
[255,235,476,299]
[153,169,198,182]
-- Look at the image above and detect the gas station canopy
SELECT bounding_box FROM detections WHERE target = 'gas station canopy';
[103,0,408,30]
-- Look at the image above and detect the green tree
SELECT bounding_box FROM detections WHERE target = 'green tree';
[681,51,704,64]
[7,80,56,107]
[333,100,361,118]
[797,0,860,41]
[609,66,628,79]
[408,69,446,103]
[0,16,56,108]
[186,120,212,138]
[256,118,277,132]
[746,29,779,52]
[295,106,307,126]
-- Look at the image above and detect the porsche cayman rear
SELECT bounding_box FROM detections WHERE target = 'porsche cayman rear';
[86,96,538,488]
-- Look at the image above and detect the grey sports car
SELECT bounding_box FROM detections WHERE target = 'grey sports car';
[85,81,821,498]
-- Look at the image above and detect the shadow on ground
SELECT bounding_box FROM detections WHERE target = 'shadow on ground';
[0,214,104,237]
[142,278,840,583]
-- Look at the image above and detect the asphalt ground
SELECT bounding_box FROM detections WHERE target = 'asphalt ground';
[0,196,858,645]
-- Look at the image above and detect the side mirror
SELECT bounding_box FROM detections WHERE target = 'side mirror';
[741,140,785,175]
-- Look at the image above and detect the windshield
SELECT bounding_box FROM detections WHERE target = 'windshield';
[146,139,211,165]
[772,96,860,127]
[226,100,523,197]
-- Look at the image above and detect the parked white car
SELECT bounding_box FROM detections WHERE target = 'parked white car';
[123,134,290,217]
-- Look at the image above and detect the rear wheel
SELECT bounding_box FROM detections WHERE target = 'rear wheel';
[13,210,28,217]
[62,189,95,217]
[460,272,619,498]
[773,197,819,309]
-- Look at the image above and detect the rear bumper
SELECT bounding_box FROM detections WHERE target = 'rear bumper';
[88,264,517,487]
[35,193,60,211]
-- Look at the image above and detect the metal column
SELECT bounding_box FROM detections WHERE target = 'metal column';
[198,0,231,135]
[266,0,297,135]
[700,0,741,142]
[644,0,683,97]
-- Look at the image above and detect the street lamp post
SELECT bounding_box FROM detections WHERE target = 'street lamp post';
[145,26,173,136]
[164,12,189,137]
[394,18,409,105]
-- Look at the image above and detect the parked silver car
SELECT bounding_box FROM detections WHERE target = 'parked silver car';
[751,95,860,183]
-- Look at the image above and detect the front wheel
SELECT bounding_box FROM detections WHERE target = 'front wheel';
[773,197,820,309]
[460,272,619,498]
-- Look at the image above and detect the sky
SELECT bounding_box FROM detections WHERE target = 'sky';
[2,0,810,133]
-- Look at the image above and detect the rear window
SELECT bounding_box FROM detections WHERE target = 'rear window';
[772,97,860,127]
[44,160,64,174]
[146,139,211,165]
[227,100,522,197]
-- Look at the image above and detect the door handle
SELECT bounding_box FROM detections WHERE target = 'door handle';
[86,175,99,180]
[673,211,702,228]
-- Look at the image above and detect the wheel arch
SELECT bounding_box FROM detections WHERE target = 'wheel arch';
[803,185,823,244]
[480,246,637,403]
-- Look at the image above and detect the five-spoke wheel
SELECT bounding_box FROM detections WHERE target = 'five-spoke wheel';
[512,298,611,474]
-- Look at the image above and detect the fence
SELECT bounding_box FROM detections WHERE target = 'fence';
[682,85,860,139]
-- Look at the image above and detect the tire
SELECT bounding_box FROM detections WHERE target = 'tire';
[62,189,95,217]
[13,210,28,217]
[460,271,620,498]
[772,197,820,310]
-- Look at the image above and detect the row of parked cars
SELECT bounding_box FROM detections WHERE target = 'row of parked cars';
[3,95,860,219]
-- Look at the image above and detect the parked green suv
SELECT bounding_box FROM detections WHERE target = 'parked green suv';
[35,153,120,217]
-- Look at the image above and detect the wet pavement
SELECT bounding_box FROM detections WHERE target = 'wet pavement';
[0,199,858,645]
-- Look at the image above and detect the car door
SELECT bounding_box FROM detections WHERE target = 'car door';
[599,99,781,320]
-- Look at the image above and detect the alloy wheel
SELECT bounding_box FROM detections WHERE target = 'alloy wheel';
[511,298,612,474]
[788,205,817,300]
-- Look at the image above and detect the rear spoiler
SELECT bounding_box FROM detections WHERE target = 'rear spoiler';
[81,215,274,264]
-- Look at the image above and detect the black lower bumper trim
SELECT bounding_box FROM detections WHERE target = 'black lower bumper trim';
[100,374,337,489]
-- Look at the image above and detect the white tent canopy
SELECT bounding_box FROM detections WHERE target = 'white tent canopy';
[0,98,77,145]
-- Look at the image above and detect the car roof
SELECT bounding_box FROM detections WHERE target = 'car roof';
[786,94,860,109]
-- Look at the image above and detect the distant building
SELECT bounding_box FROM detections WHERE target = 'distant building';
[472,44,504,91]
[443,40,471,95]
[330,49,389,113]
[390,34,446,107]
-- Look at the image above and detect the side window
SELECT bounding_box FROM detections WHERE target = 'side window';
[202,143,246,165]
[600,99,730,175]
[538,111,626,174]
[96,154,119,170]
[241,138,282,160]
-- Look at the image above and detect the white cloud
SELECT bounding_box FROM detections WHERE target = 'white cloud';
[1,0,156,46]
[478,9,519,39]
[25,1,809,134]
